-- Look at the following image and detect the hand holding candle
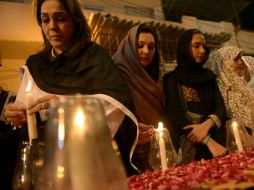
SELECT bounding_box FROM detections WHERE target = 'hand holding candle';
[26,81,38,141]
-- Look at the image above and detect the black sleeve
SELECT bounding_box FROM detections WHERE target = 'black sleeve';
[163,74,191,150]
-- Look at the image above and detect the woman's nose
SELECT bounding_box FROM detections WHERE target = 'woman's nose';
[49,19,57,29]
[199,46,205,53]
[143,46,149,54]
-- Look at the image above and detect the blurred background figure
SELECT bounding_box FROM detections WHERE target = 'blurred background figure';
[0,86,17,190]
[242,56,254,91]
[212,46,254,134]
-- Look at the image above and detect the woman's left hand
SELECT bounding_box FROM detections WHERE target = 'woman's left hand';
[184,123,209,143]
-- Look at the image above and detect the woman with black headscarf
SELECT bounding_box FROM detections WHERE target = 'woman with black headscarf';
[4,0,138,176]
[163,29,227,164]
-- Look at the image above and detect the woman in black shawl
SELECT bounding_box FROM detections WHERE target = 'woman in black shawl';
[4,0,138,176]
[163,29,227,164]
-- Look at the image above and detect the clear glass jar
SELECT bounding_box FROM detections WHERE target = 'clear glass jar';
[149,127,177,171]
[36,95,128,190]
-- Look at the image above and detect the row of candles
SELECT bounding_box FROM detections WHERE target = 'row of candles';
[25,81,245,172]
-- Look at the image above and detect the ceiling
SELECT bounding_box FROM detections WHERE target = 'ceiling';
[162,0,254,31]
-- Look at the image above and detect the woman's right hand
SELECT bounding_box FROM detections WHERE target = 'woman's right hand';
[138,123,154,145]
[206,138,228,157]
[4,103,27,127]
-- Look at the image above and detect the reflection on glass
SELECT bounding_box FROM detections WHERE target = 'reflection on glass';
[226,118,254,153]
[37,95,128,190]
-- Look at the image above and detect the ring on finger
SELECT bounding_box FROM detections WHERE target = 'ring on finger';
[41,102,49,109]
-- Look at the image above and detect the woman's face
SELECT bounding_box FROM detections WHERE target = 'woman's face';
[137,32,156,68]
[232,55,246,77]
[189,33,206,64]
[41,0,74,54]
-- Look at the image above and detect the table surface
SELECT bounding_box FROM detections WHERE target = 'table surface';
[128,150,254,190]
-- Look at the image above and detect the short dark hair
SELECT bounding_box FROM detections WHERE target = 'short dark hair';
[33,0,91,55]
[136,24,160,82]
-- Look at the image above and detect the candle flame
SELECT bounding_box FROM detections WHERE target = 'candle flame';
[75,108,85,132]
[26,80,32,93]
[158,122,164,138]
[232,121,238,129]
[158,122,163,130]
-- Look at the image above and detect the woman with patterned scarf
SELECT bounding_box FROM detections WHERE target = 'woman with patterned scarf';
[212,46,254,134]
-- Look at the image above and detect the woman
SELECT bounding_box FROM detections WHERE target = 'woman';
[212,46,254,133]
[4,0,138,176]
[163,29,227,164]
[112,24,164,172]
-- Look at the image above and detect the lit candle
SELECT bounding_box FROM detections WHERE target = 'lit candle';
[232,121,243,152]
[158,122,167,171]
[25,81,38,141]
[74,107,86,137]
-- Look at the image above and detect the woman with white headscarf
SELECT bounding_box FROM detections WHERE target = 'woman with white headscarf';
[212,46,254,133]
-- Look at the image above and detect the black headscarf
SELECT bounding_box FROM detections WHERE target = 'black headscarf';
[172,29,216,88]
[26,42,138,176]
[26,43,132,108]
[169,29,216,115]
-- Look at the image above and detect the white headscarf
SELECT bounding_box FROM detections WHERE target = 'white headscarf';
[212,46,254,130]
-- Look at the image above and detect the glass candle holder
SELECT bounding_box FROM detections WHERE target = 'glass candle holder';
[226,118,254,153]
[36,95,128,190]
[12,140,45,190]
[149,123,177,171]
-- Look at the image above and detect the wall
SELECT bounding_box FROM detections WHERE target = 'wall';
[0,1,43,93]
[0,1,253,92]
[83,0,165,20]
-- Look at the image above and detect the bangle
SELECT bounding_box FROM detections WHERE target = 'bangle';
[202,134,211,145]
[208,114,221,128]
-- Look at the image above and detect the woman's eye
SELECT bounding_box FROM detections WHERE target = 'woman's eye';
[137,44,144,49]
[148,46,155,51]
[41,18,50,23]
[56,16,66,22]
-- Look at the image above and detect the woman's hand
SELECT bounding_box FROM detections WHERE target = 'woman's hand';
[4,103,26,127]
[138,123,154,145]
[27,95,56,115]
[206,138,228,157]
[184,118,215,143]
[184,124,208,143]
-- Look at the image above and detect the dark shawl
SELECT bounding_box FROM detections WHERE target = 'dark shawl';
[112,24,164,126]
[168,29,218,115]
[26,42,138,175]
[163,29,226,159]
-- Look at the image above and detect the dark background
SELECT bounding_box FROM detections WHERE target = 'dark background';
[238,0,254,30]
[162,0,254,31]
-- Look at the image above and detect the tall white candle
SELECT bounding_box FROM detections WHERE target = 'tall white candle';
[158,122,167,171]
[25,81,38,140]
[232,121,243,152]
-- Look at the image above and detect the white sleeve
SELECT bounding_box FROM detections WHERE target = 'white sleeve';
[84,94,138,138]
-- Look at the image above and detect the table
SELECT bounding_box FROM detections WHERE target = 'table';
[128,150,254,190]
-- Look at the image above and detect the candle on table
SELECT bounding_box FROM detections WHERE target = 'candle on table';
[158,122,167,171]
[232,121,243,152]
[25,80,38,141]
